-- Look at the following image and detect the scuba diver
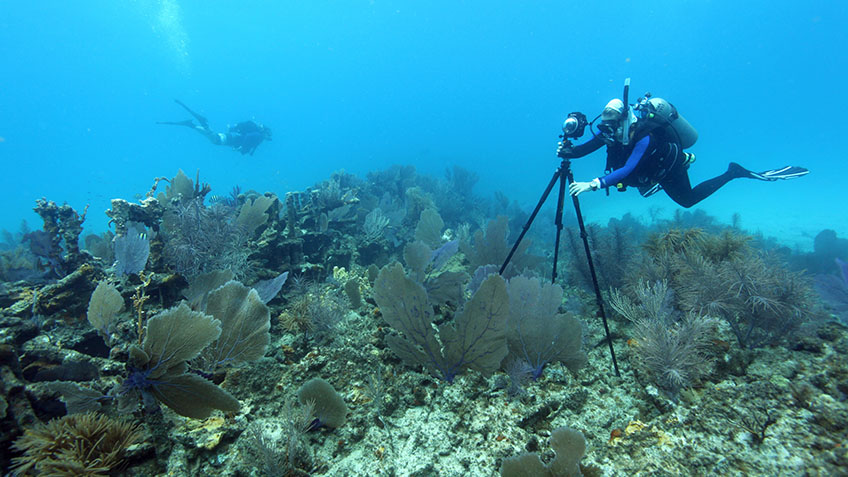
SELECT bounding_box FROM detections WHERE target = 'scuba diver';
[158,100,272,156]
[558,92,809,207]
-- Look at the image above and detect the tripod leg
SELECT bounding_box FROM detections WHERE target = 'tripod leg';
[499,166,561,275]
[500,159,619,377]
[551,167,568,283]
[564,166,621,377]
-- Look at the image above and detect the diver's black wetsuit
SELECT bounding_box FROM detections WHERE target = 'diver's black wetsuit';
[158,100,270,156]
[221,121,267,156]
[562,124,744,208]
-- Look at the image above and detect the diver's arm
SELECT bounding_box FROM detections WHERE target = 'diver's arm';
[558,132,605,159]
[239,132,263,155]
[598,135,650,188]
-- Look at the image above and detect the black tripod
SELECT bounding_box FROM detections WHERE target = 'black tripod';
[500,153,620,376]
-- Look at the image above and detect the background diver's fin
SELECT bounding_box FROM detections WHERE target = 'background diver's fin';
[156,119,196,127]
[749,165,810,181]
[174,99,210,128]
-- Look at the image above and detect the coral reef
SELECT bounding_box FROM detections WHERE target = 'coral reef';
[1,166,846,477]
[25,199,89,278]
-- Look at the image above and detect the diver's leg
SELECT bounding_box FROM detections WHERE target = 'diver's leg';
[174,99,210,128]
[660,167,698,208]
[661,164,741,208]
[158,119,225,145]
[156,119,196,127]
[195,129,226,145]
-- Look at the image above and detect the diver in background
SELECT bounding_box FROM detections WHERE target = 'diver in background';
[559,97,809,207]
[158,99,272,156]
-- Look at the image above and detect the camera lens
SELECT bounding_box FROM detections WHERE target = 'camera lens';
[562,117,579,135]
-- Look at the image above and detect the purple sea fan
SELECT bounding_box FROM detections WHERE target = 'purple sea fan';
[374,262,509,383]
[113,224,150,276]
[429,239,459,271]
[118,303,240,419]
[505,275,587,380]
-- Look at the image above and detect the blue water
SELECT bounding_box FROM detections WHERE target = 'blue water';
[2,1,845,248]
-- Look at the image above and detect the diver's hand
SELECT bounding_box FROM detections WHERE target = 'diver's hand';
[557,141,574,159]
[569,179,601,196]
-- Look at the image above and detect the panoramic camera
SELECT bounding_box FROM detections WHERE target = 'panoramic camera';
[561,111,588,139]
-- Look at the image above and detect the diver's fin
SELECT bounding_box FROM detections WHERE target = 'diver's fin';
[749,165,810,181]
[156,119,196,127]
[174,99,210,128]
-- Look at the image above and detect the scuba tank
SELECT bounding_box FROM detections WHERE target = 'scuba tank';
[635,94,698,148]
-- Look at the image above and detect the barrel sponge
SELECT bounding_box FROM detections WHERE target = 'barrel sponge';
[499,426,585,477]
[499,453,548,477]
[297,378,347,428]
[548,427,585,477]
